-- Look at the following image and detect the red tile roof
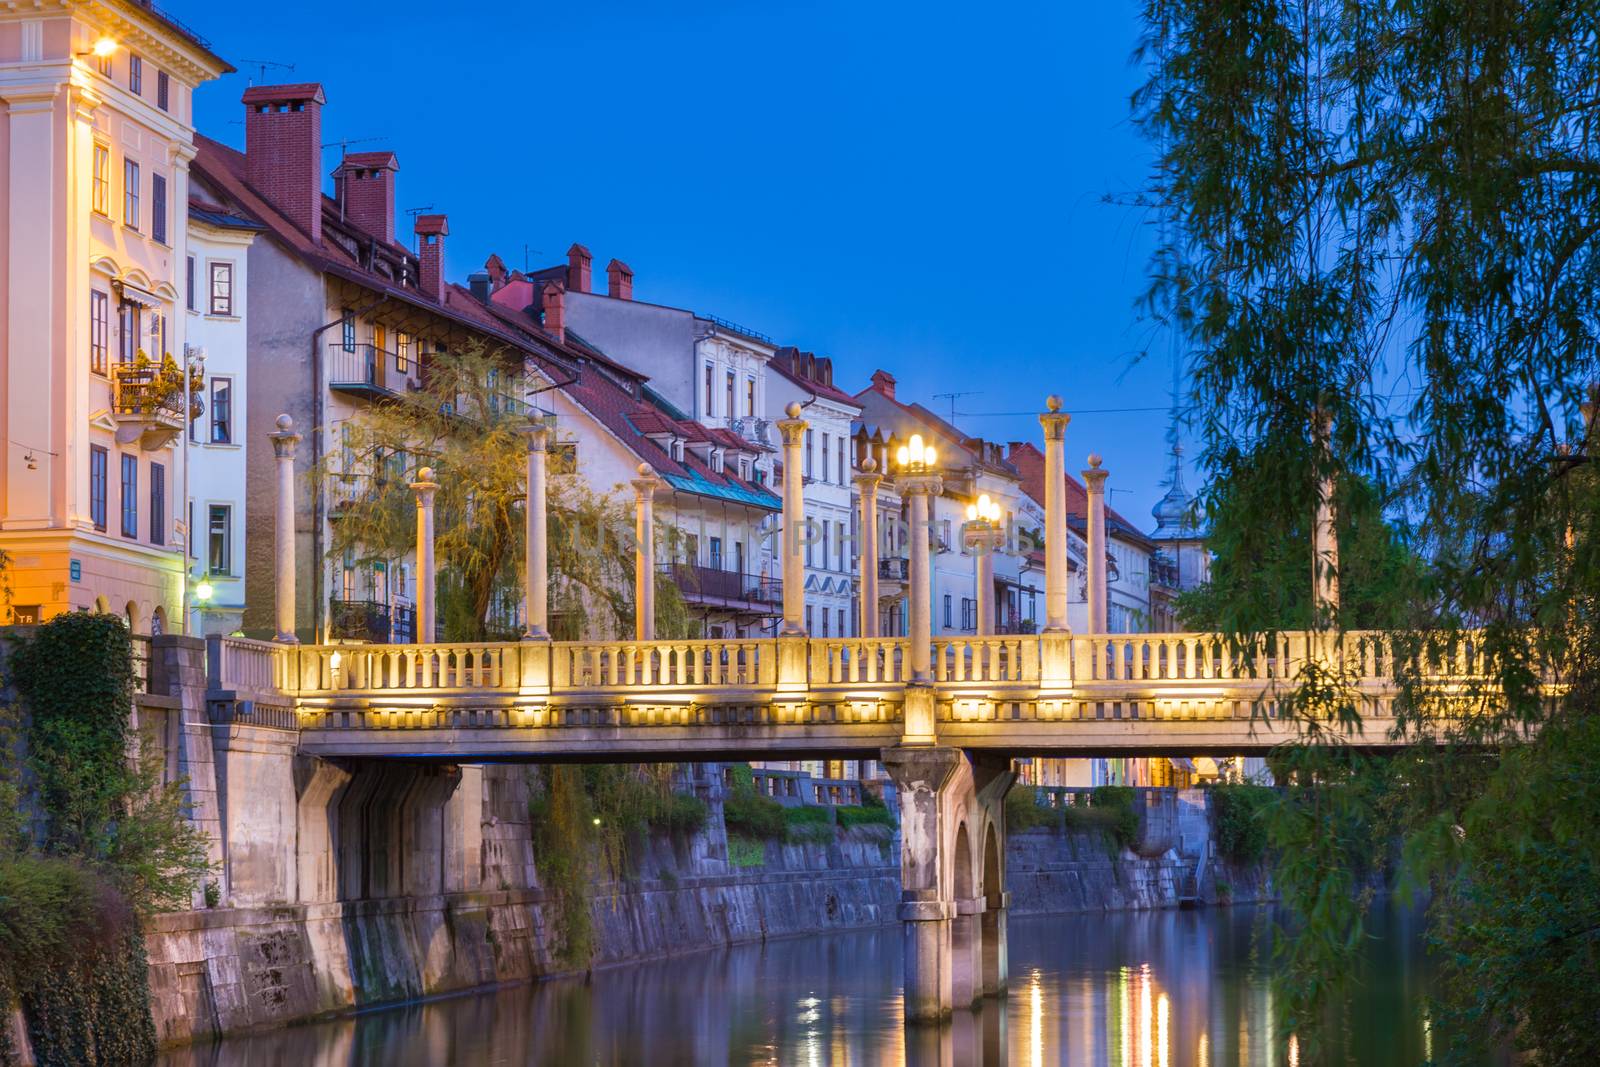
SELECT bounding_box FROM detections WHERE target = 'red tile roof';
[769,347,861,407]
[1007,442,1152,548]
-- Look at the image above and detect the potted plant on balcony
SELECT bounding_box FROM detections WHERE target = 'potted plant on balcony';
[113,350,204,449]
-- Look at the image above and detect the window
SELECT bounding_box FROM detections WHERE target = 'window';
[157,70,170,111]
[185,256,195,311]
[821,433,830,483]
[123,159,139,228]
[96,49,112,77]
[128,54,142,95]
[151,173,167,243]
[92,144,110,215]
[208,261,233,316]
[837,520,846,571]
[89,291,109,375]
[961,597,976,631]
[89,446,107,531]
[150,312,165,358]
[805,606,814,634]
[118,303,140,363]
[725,371,735,419]
[120,454,137,538]
[943,594,952,628]
[805,429,814,477]
[208,505,231,575]
[821,521,829,565]
[341,309,355,351]
[149,462,165,545]
[373,323,387,360]
[710,536,723,571]
[821,609,830,637]
[734,540,744,576]
[745,378,755,417]
[838,439,845,484]
[396,332,411,373]
[838,608,846,638]
[210,378,232,444]
[704,363,715,415]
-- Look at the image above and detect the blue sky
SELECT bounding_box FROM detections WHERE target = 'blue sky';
[172,0,1185,524]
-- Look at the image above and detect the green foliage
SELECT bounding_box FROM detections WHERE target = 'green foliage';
[0,613,209,1064]
[1004,786,1061,832]
[834,804,896,831]
[317,340,699,642]
[726,835,767,868]
[721,764,787,840]
[1087,787,1140,852]
[1210,784,1276,865]
[1137,0,1600,1057]
[782,805,836,845]
[651,794,709,837]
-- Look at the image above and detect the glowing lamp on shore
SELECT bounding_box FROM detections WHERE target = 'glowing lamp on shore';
[194,579,214,604]
[966,494,1000,524]
[896,434,937,472]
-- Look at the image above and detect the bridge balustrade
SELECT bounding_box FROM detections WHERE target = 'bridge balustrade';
[553,639,775,690]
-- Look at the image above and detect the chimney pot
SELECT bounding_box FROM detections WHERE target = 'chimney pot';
[242,83,327,243]
[542,282,566,344]
[332,151,399,244]
[468,271,492,304]
[606,258,634,301]
[567,243,592,293]
[414,213,449,303]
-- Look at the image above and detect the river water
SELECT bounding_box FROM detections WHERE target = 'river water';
[166,903,1457,1066]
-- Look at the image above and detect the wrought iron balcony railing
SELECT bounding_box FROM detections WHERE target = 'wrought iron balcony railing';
[662,563,781,609]
[329,598,393,643]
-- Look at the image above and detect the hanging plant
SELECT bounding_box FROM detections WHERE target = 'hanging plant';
[126,351,204,421]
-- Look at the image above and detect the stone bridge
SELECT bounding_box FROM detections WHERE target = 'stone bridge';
[196,626,1484,1021]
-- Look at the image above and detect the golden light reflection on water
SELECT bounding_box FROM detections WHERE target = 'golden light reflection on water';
[1029,970,1044,1067]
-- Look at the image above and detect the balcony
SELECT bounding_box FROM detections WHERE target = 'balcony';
[329,598,393,643]
[327,343,411,400]
[879,556,910,582]
[112,362,197,450]
[662,563,781,614]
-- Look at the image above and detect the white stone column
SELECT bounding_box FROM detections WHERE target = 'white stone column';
[411,468,440,643]
[899,473,943,681]
[1083,455,1108,634]
[1312,410,1339,625]
[1039,397,1071,632]
[270,415,302,643]
[777,402,809,635]
[853,459,883,638]
[522,423,551,641]
[968,523,996,637]
[633,463,659,642]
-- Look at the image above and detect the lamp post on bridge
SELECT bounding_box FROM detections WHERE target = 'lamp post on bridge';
[411,467,440,643]
[522,421,551,641]
[964,493,1003,637]
[633,463,661,642]
[853,457,883,638]
[270,414,301,644]
[895,434,942,694]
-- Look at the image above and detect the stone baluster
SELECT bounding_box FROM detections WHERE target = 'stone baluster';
[270,414,301,644]
[853,457,883,638]
[410,467,440,644]
[633,463,660,642]
[1083,454,1108,634]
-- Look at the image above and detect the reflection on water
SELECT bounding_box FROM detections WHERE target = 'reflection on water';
[164,904,1467,1066]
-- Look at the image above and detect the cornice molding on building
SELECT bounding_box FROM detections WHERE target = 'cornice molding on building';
[87,0,233,83]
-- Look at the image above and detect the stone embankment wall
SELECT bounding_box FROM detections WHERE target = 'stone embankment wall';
[142,764,900,1047]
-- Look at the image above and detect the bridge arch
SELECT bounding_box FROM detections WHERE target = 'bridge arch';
[980,818,1006,995]
[953,820,974,902]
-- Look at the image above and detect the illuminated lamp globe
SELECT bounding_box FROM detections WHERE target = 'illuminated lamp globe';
[194,579,214,603]
[92,37,118,57]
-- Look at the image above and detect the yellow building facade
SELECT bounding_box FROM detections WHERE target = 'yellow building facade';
[0,2,228,630]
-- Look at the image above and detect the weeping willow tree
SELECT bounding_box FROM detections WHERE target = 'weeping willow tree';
[316,340,695,642]
[1138,0,1600,1061]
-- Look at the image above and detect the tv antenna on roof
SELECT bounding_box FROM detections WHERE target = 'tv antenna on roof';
[238,59,295,86]
[933,391,983,423]
[322,136,382,157]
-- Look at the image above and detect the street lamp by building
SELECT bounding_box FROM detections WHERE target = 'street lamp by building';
[965,493,1003,636]
[894,434,941,683]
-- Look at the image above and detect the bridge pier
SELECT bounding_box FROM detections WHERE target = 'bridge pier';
[882,746,1015,1021]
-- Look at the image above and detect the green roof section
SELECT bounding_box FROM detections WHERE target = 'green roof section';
[663,470,780,510]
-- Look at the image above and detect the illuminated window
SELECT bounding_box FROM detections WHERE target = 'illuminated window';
[92,144,110,215]
[745,377,755,417]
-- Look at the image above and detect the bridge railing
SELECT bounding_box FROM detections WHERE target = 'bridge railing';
[810,639,908,685]
[290,641,524,693]
[552,638,775,690]
[931,636,1037,685]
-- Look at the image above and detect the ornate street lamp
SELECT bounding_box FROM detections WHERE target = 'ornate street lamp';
[894,433,942,682]
[965,494,1004,636]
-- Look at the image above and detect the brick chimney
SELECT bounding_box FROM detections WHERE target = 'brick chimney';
[870,369,897,399]
[332,151,398,243]
[606,258,634,301]
[566,243,592,293]
[415,214,448,303]
[542,282,566,343]
[243,83,327,242]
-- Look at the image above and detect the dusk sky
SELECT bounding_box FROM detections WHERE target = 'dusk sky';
[171,0,1184,523]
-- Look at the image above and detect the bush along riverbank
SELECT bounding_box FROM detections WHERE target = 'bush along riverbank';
[0,614,209,1067]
